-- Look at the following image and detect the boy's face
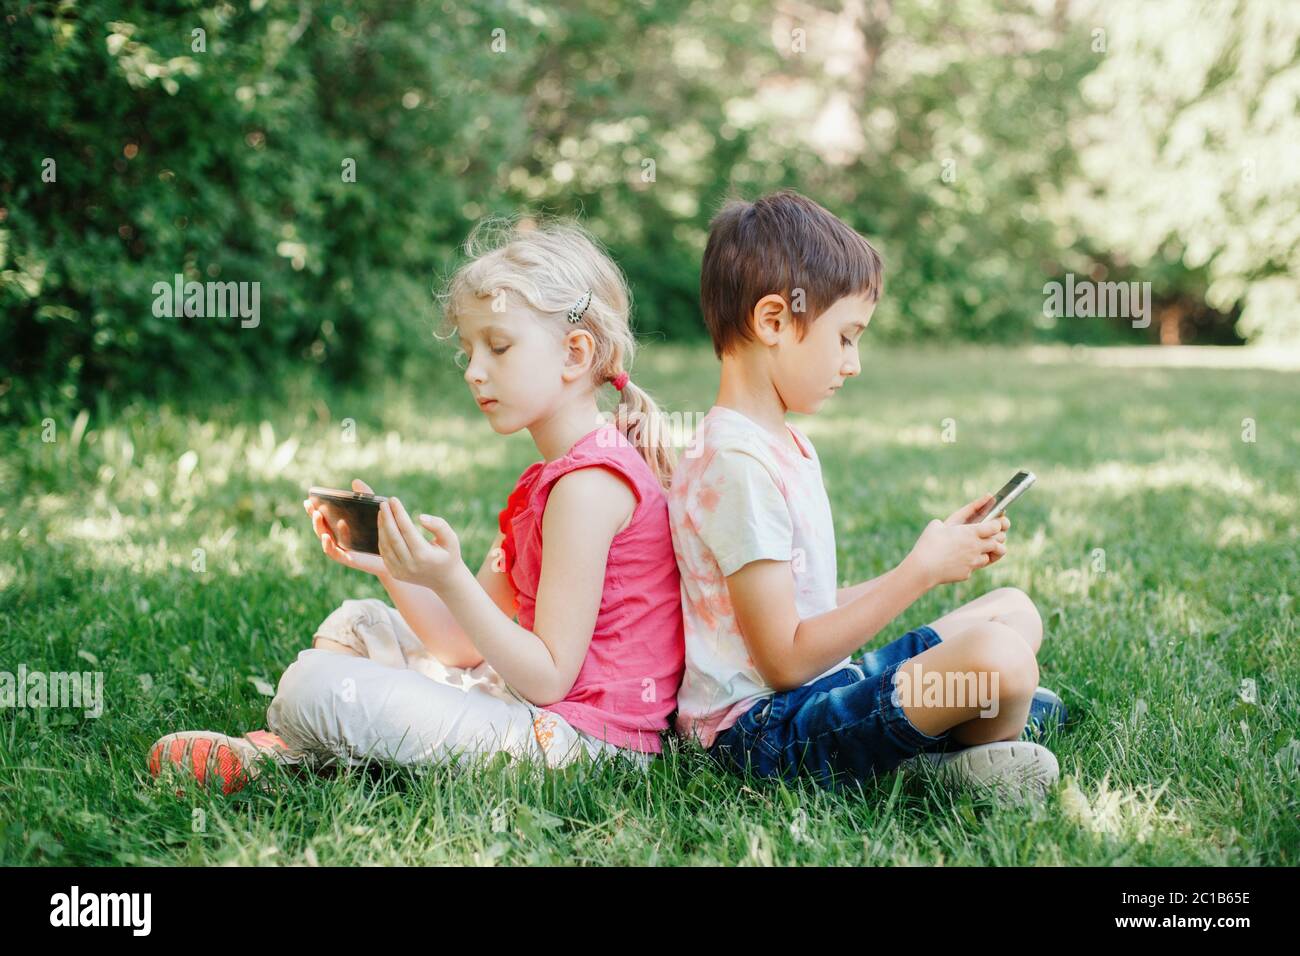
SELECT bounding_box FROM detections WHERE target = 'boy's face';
[765,293,874,415]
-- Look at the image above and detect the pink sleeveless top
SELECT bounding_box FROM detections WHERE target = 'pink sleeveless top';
[497,423,685,752]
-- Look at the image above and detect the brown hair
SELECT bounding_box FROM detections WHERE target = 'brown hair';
[700,190,884,359]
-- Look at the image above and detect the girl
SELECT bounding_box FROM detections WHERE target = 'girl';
[149,220,686,793]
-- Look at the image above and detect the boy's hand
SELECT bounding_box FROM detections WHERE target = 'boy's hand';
[944,492,1003,526]
[948,492,1012,567]
[377,496,465,591]
[304,478,387,577]
[906,493,1009,587]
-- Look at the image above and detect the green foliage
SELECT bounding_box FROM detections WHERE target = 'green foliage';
[1065,0,1300,346]
[1,1,1290,421]
[1,1,539,415]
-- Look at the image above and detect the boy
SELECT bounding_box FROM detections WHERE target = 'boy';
[667,190,1066,803]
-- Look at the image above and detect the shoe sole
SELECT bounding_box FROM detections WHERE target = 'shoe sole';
[149,731,257,795]
[920,741,1060,804]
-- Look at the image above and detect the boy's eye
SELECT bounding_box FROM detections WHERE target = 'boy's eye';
[841,335,852,347]
[491,344,510,355]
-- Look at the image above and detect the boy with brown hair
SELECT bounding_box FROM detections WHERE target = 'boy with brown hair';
[667,190,1066,802]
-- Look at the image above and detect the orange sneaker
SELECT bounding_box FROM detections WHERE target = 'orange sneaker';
[148,729,298,795]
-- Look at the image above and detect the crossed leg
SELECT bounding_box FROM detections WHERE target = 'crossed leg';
[895,587,1045,746]
[928,586,1043,654]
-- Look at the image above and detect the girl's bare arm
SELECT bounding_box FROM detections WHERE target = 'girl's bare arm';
[307,480,514,669]
[379,469,636,705]
[375,531,515,669]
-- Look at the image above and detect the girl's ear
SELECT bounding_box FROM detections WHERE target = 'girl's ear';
[751,293,789,346]
[561,328,596,382]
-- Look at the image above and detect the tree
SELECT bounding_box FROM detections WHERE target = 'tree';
[1061,0,1300,344]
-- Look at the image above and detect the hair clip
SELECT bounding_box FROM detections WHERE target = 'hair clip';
[566,289,592,323]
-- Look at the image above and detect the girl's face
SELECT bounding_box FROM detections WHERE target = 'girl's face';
[455,294,586,434]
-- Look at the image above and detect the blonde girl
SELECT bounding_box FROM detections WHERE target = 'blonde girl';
[149,219,686,792]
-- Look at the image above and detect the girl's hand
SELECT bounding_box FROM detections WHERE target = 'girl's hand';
[304,478,387,577]
[377,496,465,591]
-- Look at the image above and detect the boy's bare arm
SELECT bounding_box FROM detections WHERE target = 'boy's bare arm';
[729,497,1008,691]
[836,575,887,606]
[729,558,932,690]
[835,513,1013,606]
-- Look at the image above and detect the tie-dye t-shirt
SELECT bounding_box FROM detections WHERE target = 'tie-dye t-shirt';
[667,405,846,748]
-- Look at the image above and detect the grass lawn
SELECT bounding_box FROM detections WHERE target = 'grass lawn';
[2,343,1296,865]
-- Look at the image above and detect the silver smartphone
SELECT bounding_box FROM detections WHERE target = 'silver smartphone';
[968,470,1035,523]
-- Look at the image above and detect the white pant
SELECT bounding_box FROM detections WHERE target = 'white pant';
[265,598,651,771]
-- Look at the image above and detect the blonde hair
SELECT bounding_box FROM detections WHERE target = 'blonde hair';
[437,217,676,489]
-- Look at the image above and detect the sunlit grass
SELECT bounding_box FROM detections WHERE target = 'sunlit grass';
[0,344,1296,865]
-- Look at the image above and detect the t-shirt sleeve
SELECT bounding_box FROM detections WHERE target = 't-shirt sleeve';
[693,446,794,577]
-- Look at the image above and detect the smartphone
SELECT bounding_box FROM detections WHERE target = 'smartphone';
[308,486,388,555]
[968,471,1036,523]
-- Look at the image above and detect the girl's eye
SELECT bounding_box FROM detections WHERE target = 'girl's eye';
[841,336,852,347]
[491,345,510,355]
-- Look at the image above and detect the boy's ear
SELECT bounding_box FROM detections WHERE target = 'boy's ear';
[561,328,596,381]
[751,293,790,346]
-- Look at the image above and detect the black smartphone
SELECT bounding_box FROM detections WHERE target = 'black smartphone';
[968,471,1036,523]
[308,486,388,555]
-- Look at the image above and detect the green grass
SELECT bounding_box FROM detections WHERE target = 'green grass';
[2,344,1297,865]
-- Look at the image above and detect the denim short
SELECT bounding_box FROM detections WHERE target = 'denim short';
[708,625,952,790]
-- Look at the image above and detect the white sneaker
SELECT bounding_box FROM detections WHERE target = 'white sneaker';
[901,740,1059,804]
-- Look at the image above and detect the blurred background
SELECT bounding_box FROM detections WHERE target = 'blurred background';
[2,2,1298,867]
[2,0,1297,419]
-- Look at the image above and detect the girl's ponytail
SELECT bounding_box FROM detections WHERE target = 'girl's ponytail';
[607,374,676,492]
